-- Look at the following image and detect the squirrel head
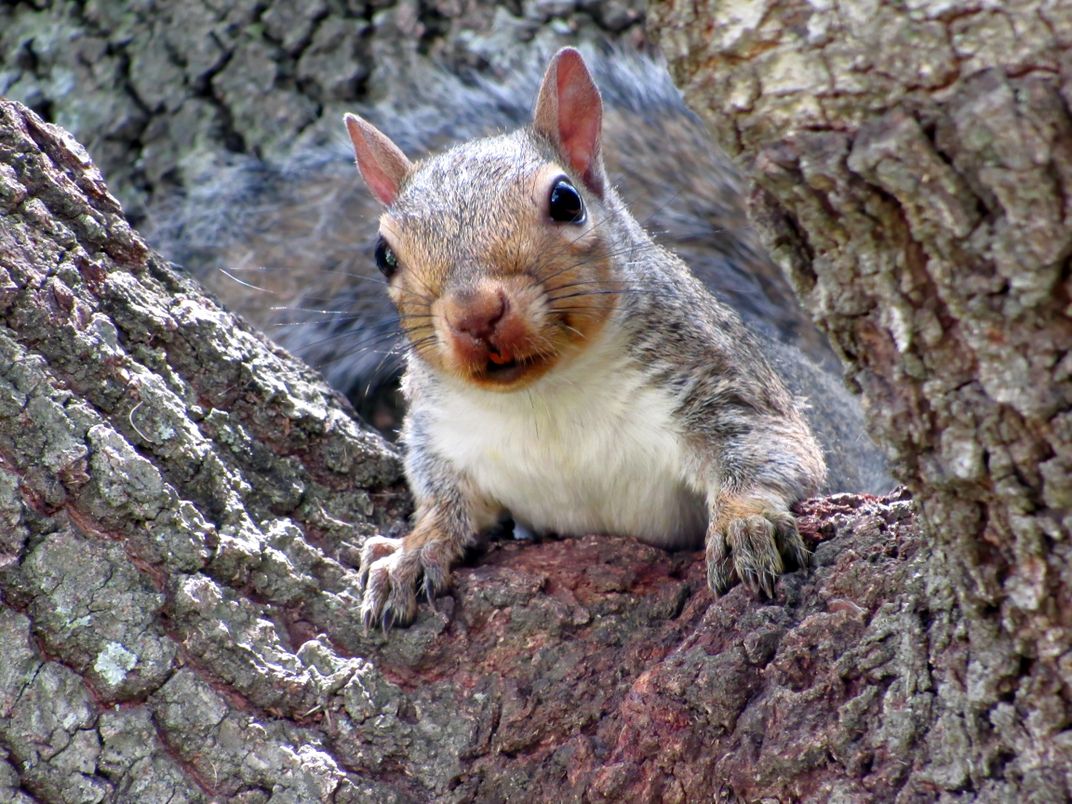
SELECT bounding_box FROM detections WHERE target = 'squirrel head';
[344,48,621,391]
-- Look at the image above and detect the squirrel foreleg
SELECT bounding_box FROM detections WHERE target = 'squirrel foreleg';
[358,498,474,630]
[705,492,810,599]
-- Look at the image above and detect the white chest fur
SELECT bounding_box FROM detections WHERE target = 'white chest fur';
[421,334,708,548]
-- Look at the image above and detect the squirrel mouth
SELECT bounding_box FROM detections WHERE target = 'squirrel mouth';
[481,354,526,382]
[477,348,545,385]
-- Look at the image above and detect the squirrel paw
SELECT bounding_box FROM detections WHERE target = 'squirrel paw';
[706,500,809,599]
[357,534,451,630]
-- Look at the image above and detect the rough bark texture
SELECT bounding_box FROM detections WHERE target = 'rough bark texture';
[651,0,1072,799]
[6,1,1068,801]
[0,0,646,224]
[4,98,930,802]
[0,99,410,801]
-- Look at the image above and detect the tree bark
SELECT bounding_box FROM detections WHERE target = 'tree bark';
[0,0,647,223]
[4,98,930,802]
[650,0,1072,798]
[5,0,1068,799]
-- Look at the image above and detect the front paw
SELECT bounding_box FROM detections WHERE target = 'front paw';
[357,535,451,630]
[706,500,809,599]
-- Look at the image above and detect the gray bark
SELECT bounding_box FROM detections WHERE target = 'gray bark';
[0,0,647,224]
[651,0,1072,798]
[0,99,409,801]
[4,0,1066,800]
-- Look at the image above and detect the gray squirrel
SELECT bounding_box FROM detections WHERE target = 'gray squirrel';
[152,47,889,627]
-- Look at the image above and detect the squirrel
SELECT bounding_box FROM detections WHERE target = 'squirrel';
[341,47,884,628]
[150,47,889,627]
[150,49,850,428]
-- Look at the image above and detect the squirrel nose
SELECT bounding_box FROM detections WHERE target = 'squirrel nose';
[448,289,507,342]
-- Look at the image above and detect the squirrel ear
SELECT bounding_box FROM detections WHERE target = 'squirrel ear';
[533,48,606,197]
[344,113,413,206]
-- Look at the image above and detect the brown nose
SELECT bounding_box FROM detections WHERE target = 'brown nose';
[447,289,507,343]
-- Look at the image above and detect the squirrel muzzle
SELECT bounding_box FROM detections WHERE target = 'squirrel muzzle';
[437,280,555,388]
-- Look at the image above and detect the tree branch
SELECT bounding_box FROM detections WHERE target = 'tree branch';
[0,97,942,801]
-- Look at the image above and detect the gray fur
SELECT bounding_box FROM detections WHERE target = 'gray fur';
[367,121,828,622]
[148,48,892,627]
[147,48,867,453]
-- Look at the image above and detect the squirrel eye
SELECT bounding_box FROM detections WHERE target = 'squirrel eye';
[374,236,398,278]
[548,178,585,224]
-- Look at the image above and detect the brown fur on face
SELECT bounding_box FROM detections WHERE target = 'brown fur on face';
[381,146,620,391]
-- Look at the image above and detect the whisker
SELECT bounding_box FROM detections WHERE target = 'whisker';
[217,268,274,292]
[547,288,653,303]
[407,334,438,350]
[401,266,440,309]
[270,317,366,328]
[546,306,609,315]
[562,324,585,339]
[534,240,648,286]
[270,304,363,316]
[527,245,609,288]
[313,269,391,286]
[270,316,428,354]
[543,277,640,297]
[394,286,435,305]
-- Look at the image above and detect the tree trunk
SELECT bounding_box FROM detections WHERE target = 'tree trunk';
[0,0,648,223]
[4,97,926,802]
[4,0,1067,799]
[650,0,1072,798]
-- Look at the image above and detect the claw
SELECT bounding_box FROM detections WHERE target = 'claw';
[706,543,733,596]
[354,532,453,632]
[757,567,776,599]
[706,500,804,600]
[422,580,438,610]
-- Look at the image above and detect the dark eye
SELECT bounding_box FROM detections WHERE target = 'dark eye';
[548,178,585,224]
[375,236,398,278]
